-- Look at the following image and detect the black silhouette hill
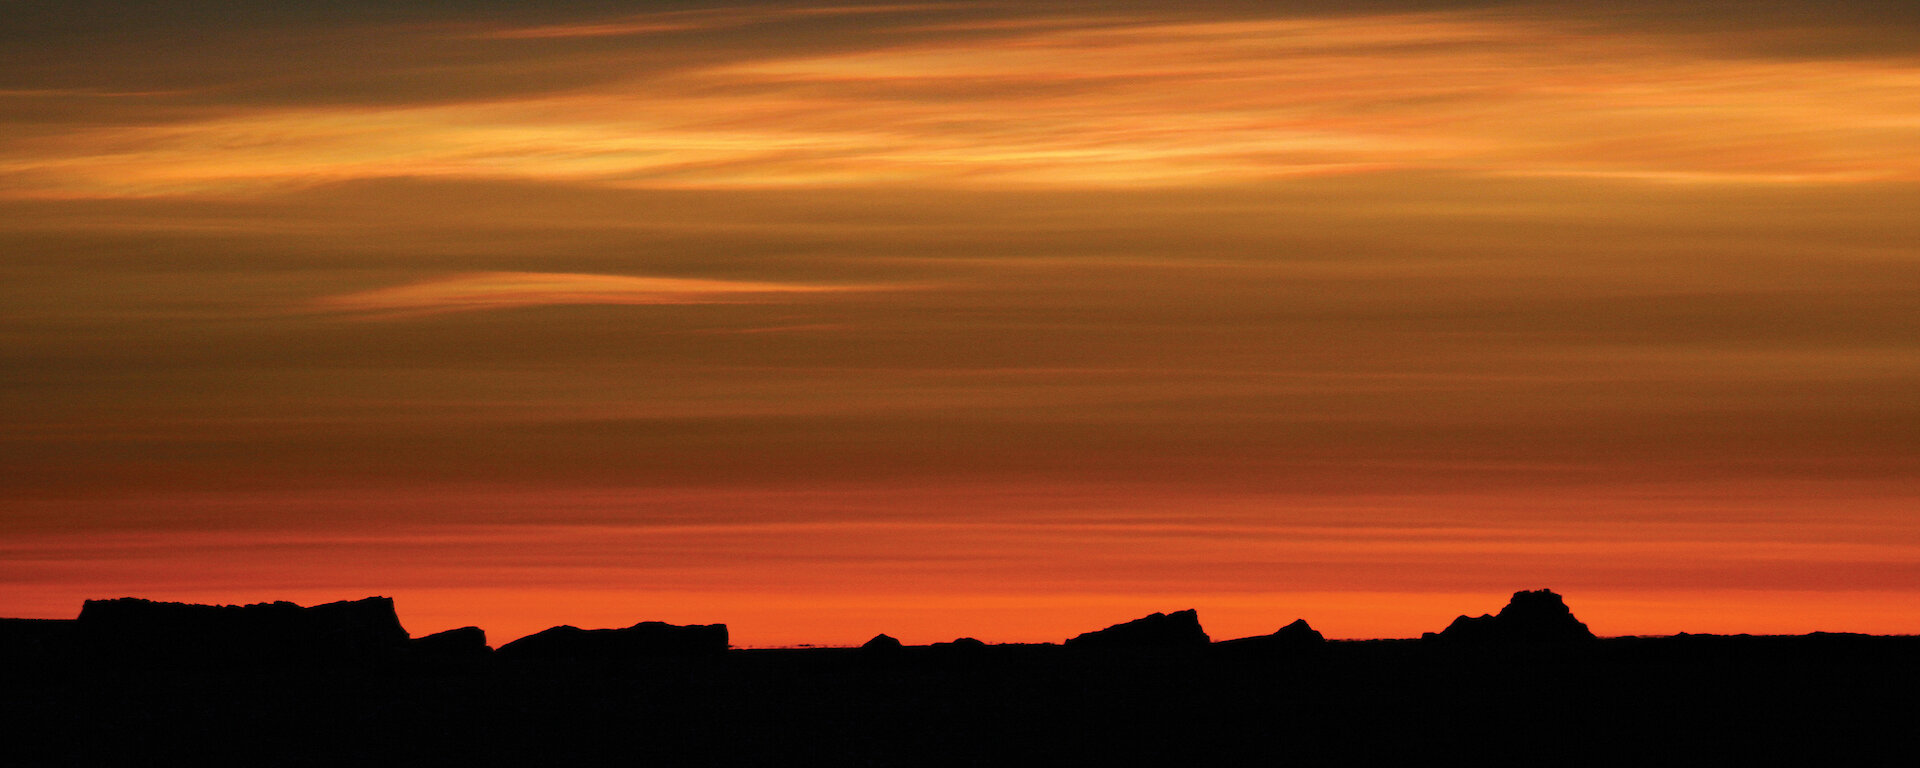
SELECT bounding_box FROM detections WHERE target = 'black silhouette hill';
[1064,609,1210,649]
[412,625,491,658]
[1218,618,1327,650]
[864,633,906,652]
[3,590,1916,764]
[1424,588,1595,643]
[72,596,413,662]
[496,620,727,659]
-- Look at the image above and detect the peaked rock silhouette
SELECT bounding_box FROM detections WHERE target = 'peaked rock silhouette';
[1220,618,1326,649]
[1066,609,1210,649]
[1274,618,1325,643]
[1427,589,1594,643]
[497,620,728,659]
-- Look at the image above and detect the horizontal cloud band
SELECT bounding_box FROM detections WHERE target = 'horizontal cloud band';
[313,271,876,316]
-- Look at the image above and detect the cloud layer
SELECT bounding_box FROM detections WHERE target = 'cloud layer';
[5,2,1919,195]
[312,271,872,317]
[2,1,1917,642]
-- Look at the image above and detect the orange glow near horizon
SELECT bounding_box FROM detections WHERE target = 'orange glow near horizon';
[9,583,1916,648]
[5,483,1917,644]
[2,2,1917,643]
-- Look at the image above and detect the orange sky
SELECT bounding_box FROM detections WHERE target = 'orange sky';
[2,1,1917,645]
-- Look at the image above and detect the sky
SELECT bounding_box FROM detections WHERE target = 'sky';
[3,0,1917,645]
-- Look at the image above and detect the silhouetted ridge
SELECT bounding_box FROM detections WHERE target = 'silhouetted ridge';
[496,620,727,659]
[1426,589,1594,643]
[413,626,490,658]
[861,633,904,652]
[1276,618,1325,642]
[74,596,409,662]
[8,592,1920,765]
[1066,609,1209,649]
[1219,618,1326,650]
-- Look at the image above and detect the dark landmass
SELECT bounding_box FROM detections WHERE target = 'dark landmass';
[496,620,728,660]
[3,590,1913,764]
[1064,608,1210,650]
[1424,587,1595,643]
[860,632,904,653]
[1216,617,1327,651]
[72,596,411,664]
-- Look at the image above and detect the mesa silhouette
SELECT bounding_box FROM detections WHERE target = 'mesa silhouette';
[8,588,1596,664]
[4,589,1914,764]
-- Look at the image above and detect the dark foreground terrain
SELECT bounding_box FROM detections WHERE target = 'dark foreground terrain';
[4,594,1915,765]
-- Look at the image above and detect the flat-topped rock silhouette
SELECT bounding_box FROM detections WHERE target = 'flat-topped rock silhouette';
[9,589,1920,765]
[74,596,410,661]
[413,626,490,657]
[497,620,728,659]
[1066,609,1210,649]
[1426,589,1594,643]
[1219,618,1326,650]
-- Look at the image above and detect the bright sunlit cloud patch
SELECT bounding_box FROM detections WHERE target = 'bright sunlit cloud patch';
[4,8,1918,197]
[312,271,874,317]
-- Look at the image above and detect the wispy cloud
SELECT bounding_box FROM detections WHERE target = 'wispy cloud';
[311,271,876,317]
[7,2,1920,641]
[474,19,702,40]
[6,7,1919,197]
[473,4,963,39]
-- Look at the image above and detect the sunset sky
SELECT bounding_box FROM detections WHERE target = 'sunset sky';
[3,0,1917,645]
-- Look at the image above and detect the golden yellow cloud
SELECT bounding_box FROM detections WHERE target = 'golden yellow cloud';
[312,271,871,317]
[6,9,1917,197]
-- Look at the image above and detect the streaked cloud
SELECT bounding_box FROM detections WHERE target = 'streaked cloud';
[312,271,876,317]
[4,2,1919,641]
[473,4,963,40]
[4,6,1919,197]
[475,19,704,40]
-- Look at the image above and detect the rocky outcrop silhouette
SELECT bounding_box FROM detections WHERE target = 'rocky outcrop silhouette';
[74,596,410,662]
[412,626,490,658]
[496,620,728,660]
[7,593,1919,766]
[926,636,988,659]
[1219,618,1326,650]
[861,633,904,652]
[1066,609,1210,649]
[1425,589,1594,643]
